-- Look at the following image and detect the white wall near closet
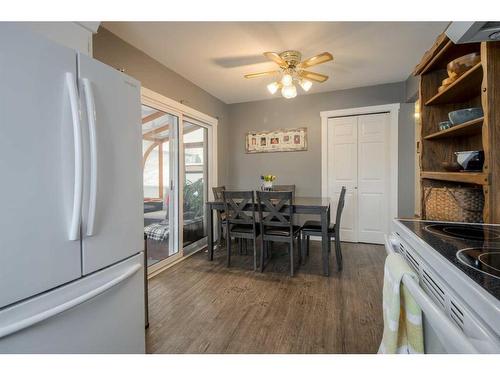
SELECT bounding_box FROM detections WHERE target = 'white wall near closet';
[326,112,392,244]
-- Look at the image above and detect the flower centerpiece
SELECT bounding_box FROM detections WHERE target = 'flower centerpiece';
[260,174,277,191]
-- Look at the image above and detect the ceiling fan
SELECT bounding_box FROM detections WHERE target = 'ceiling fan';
[244,50,333,98]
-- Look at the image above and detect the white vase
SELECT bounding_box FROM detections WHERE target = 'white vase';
[263,181,273,190]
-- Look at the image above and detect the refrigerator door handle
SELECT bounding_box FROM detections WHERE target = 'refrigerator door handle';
[0,263,141,340]
[82,78,98,237]
[66,72,83,241]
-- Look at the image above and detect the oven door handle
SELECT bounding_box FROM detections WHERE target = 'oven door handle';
[383,235,479,354]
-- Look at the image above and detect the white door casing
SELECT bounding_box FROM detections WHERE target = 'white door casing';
[140,88,218,277]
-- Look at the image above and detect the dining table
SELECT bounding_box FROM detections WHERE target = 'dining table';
[205,196,335,276]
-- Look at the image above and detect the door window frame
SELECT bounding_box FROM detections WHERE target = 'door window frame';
[142,87,218,277]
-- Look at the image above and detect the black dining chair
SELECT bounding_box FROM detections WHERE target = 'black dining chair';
[212,186,226,249]
[222,190,259,270]
[301,186,346,271]
[271,184,296,199]
[257,191,301,276]
[271,185,296,225]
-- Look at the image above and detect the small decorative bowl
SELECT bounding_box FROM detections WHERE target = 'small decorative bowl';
[455,150,484,171]
[447,53,480,78]
[438,121,452,131]
[448,108,483,125]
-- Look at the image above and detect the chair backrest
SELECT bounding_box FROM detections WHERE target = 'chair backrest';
[272,184,296,199]
[212,186,226,201]
[256,191,293,232]
[222,190,255,226]
[334,186,347,235]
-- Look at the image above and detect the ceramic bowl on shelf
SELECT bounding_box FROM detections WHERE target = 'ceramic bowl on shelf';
[448,107,483,125]
[438,121,452,131]
[455,150,484,171]
[447,52,480,78]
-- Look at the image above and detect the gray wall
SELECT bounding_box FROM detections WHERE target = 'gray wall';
[404,74,420,103]
[227,82,415,217]
[93,27,231,185]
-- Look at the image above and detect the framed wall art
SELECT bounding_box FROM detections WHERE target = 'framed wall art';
[245,127,307,153]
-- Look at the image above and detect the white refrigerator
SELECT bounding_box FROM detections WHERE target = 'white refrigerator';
[0,24,145,353]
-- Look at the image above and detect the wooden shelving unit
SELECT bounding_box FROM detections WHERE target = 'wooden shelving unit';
[414,35,500,223]
[423,117,483,140]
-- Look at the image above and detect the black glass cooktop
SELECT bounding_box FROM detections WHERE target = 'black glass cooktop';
[424,223,500,242]
[398,220,500,300]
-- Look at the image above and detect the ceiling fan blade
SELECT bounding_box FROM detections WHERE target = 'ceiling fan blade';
[263,52,288,68]
[297,52,333,69]
[244,70,280,79]
[299,70,329,83]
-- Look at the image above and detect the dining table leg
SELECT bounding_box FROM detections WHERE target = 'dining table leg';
[207,204,214,261]
[320,208,329,276]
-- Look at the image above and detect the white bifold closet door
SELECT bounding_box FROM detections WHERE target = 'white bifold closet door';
[327,113,390,244]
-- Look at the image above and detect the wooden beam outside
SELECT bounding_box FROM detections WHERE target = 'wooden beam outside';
[142,142,159,169]
[143,124,170,138]
[184,141,205,149]
[142,111,165,124]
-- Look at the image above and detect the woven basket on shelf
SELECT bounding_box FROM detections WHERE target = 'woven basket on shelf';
[424,186,484,223]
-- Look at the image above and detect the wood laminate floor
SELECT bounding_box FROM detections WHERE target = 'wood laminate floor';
[146,241,386,354]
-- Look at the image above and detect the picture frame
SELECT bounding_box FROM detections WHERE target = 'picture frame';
[245,127,308,153]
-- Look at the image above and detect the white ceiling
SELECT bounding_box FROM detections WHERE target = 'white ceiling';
[103,22,448,104]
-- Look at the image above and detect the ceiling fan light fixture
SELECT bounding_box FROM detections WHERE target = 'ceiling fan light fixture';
[299,79,312,92]
[267,81,280,95]
[281,84,297,99]
[244,50,333,100]
[281,72,293,86]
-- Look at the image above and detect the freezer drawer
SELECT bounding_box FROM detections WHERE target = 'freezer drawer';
[0,254,145,354]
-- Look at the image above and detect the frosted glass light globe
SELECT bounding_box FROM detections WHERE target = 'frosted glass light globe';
[281,73,293,86]
[299,79,312,92]
[267,82,280,94]
[281,84,297,99]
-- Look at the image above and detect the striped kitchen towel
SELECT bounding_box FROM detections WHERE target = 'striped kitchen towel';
[378,252,424,354]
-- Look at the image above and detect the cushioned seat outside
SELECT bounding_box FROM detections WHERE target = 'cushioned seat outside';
[231,224,260,234]
[301,220,335,232]
[264,225,301,236]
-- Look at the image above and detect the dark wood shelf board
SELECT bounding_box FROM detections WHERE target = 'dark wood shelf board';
[423,117,484,140]
[421,171,489,185]
[425,63,483,106]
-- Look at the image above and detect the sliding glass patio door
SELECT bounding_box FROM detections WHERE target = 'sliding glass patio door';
[142,88,216,273]
[142,105,180,270]
[182,118,209,255]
